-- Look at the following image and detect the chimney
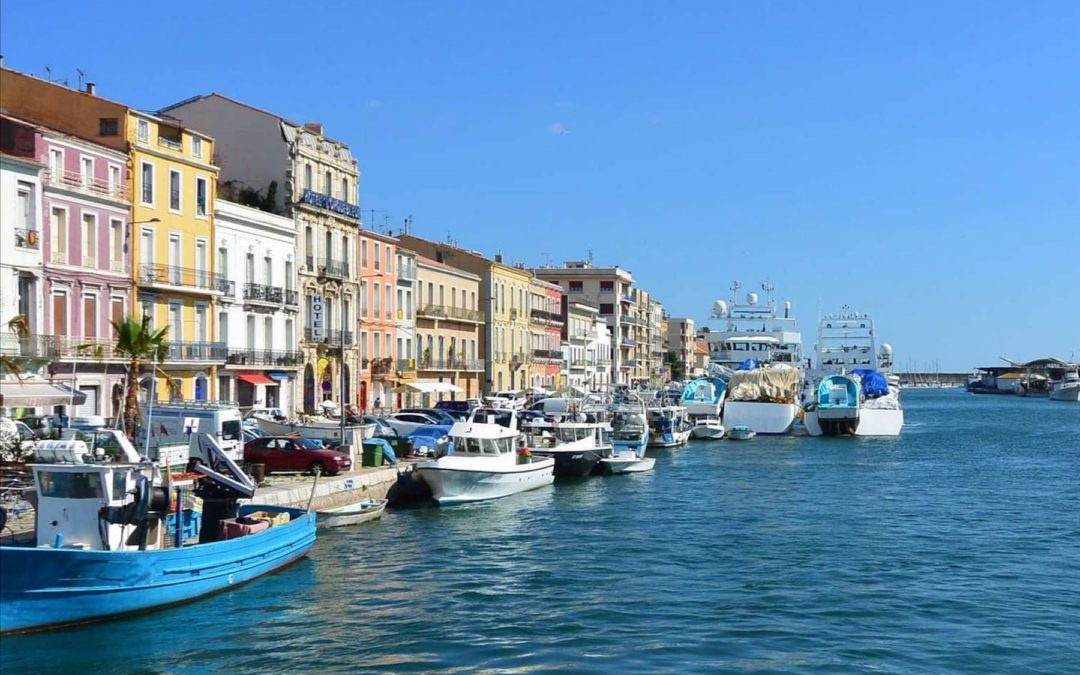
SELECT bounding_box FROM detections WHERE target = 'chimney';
[85,82,96,95]
[303,122,323,136]
[494,254,503,263]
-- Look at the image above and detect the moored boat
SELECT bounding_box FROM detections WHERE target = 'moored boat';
[646,405,692,448]
[690,416,726,440]
[414,408,554,505]
[1051,371,1080,402]
[0,428,316,635]
[727,425,756,440]
[316,498,388,529]
[599,395,654,474]
[256,416,375,444]
[526,420,611,477]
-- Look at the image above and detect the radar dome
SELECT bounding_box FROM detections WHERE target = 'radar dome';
[712,300,728,318]
[746,292,758,306]
[879,344,893,356]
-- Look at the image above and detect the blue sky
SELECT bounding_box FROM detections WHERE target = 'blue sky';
[2,1,1077,370]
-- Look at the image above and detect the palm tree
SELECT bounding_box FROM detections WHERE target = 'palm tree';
[111,315,170,440]
[1,315,33,380]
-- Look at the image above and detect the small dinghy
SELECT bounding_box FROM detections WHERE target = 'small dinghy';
[727,425,756,441]
[691,417,725,440]
[598,453,656,474]
[316,498,388,529]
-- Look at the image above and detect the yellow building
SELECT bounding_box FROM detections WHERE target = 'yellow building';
[129,111,220,401]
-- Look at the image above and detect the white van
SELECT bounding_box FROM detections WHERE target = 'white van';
[139,402,244,467]
[529,397,575,416]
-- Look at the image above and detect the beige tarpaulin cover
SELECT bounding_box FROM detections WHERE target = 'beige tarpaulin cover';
[727,366,801,403]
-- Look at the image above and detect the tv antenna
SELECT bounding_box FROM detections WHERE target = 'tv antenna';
[76,68,85,89]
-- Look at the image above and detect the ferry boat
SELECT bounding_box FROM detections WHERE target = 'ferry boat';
[0,428,315,635]
[704,281,804,435]
[414,408,554,505]
[802,310,904,436]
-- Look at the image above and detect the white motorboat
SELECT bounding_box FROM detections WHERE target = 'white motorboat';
[727,425,756,440]
[1051,371,1080,402]
[802,310,904,436]
[415,408,554,505]
[690,417,726,440]
[525,420,611,477]
[599,394,654,474]
[316,498,387,529]
[256,416,376,444]
[646,405,692,448]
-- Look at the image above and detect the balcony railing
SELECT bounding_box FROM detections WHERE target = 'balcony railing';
[317,258,349,279]
[508,350,531,364]
[0,334,127,360]
[303,328,353,346]
[165,341,227,362]
[621,338,636,347]
[225,349,302,367]
[532,349,563,362]
[397,358,417,372]
[44,168,129,201]
[14,228,39,249]
[417,304,483,323]
[625,359,639,367]
[285,289,299,306]
[140,264,225,293]
[530,308,564,325]
[158,136,183,151]
[396,262,417,281]
[243,283,285,304]
[621,294,635,303]
[418,358,485,371]
[217,278,236,298]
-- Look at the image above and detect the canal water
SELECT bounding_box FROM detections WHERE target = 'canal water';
[5,389,1078,673]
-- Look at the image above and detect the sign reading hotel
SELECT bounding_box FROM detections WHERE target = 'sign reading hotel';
[310,294,325,340]
[300,189,362,219]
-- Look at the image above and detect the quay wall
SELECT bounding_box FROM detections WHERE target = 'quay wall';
[242,466,401,511]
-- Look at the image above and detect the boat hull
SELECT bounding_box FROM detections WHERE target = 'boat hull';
[530,447,605,477]
[599,456,656,474]
[690,423,725,440]
[316,499,387,529]
[721,401,796,435]
[1050,385,1080,402]
[0,505,315,635]
[256,419,375,442]
[416,460,555,505]
[804,408,904,436]
[647,428,691,448]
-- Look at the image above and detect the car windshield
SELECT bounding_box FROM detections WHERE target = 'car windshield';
[297,438,324,450]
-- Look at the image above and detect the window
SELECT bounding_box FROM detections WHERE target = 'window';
[245,253,255,284]
[219,312,229,345]
[108,164,121,194]
[51,207,67,257]
[48,149,63,181]
[324,171,332,196]
[600,281,614,293]
[83,293,98,338]
[285,318,294,350]
[385,286,392,319]
[386,333,392,358]
[52,289,68,335]
[82,213,97,266]
[218,246,229,283]
[99,118,119,136]
[285,261,294,290]
[361,240,368,267]
[384,246,392,274]
[110,219,123,269]
[111,297,125,334]
[137,119,149,143]
[169,169,181,211]
[192,136,202,158]
[264,256,273,286]
[360,281,368,318]
[374,243,381,270]
[600,303,614,314]
[360,330,368,363]
[246,314,256,349]
[304,164,312,190]
[195,176,208,217]
[341,177,349,202]
[17,182,34,229]
[264,317,273,351]
[81,157,94,187]
[373,282,381,316]
[140,161,154,205]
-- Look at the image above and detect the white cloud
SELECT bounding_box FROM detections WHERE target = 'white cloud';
[547,122,569,136]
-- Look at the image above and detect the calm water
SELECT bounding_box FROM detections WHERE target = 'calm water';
[4,389,1078,674]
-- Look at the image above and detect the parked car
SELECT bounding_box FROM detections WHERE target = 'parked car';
[434,399,480,414]
[243,436,352,476]
[363,415,399,437]
[397,408,457,426]
[242,427,269,444]
[384,411,443,435]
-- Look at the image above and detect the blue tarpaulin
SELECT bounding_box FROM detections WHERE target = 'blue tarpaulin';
[736,358,759,371]
[852,368,890,398]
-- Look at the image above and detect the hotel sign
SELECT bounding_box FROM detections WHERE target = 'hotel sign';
[310,294,325,340]
[300,189,361,220]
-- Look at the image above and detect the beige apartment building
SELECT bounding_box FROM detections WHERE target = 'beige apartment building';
[412,255,484,403]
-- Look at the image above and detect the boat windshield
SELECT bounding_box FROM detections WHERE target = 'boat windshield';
[37,470,105,499]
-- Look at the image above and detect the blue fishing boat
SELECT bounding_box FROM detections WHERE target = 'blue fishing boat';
[681,376,728,439]
[0,429,316,635]
[814,374,861,435]
[599,395,654,473]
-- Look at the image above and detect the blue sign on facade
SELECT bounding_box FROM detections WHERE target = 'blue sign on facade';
[300,189,362,220]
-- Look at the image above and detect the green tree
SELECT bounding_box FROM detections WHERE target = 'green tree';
[666,349,686,381]
[111,315,170,440]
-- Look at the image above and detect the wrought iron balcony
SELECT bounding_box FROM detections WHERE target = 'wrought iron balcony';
[397,358,417,372]
[417,358,485,371]
[44,168,129,201]
[417,304,484,323]
[0,334,126,361]
[532,349,564,362]
[508,350,531,364]
[225,349,302,367]
[216,277,235,297]
[140,264,225,294]
[303,328,353,346]
[317,258,349,279]
[530,308,564,325]
[14,228,39,249]
[158,136,183,151]
[284,289,299,306]
[370,358,395,375]
[243,282,284,304]
[396,262,417,281]
[165,341,227,362]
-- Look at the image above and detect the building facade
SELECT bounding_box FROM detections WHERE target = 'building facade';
[667,317,694,379]
[357,231,397,411]
[563,301,612,393]
[393,248,418,401]
[161,95,362,413]
[214,199,301,413]
[129,110,220,402]
[533,261,635,385]
[412,255,483,404]
[529,277,563,392]
[39,126,132,418]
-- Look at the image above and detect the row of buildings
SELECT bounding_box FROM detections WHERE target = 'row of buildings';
[0,62,688,419]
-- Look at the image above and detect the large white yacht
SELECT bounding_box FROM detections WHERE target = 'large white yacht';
[802,309,904,436]
[1050,371,1080,402]
[415,408,555,505]
[703,281,804,435]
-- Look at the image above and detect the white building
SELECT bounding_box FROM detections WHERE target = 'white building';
[0,139,45,360]
[394,248,417,392]
[563,301,612,393]
[214,199,300,413]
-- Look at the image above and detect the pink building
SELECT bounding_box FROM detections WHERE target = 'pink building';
[356,230,397,411]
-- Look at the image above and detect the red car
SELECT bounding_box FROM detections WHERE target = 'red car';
[243,436,352,476]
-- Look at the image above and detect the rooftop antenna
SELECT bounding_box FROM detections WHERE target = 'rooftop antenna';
[403,215,412,235]
[730,280,741,300]
[761,279,775,306]
[76,68,85,89]
[44,65,52,81]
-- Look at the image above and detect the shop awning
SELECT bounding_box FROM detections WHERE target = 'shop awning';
[238,373,276,385]
[267,371,291,381]
[393,382,464,394]
[0,380,87,407]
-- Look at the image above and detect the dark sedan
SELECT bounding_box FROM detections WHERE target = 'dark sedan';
[244,436,352,476]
